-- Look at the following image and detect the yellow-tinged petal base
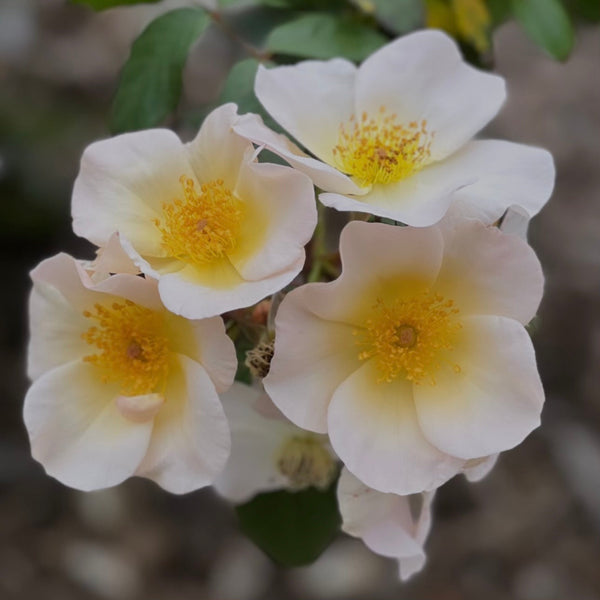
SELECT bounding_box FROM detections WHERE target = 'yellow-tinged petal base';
[333,108,433,187]
[354,289,462,385]
[82,300,170,395]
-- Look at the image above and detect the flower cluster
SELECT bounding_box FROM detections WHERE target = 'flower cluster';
[25,30,553,578]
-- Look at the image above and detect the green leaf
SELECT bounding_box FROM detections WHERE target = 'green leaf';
[511,0,575,60]
[236,481,341,566]
[226,5,292,47]
[486,0,512,25]
[111,8,210,133]
[71,0,162,10]
[369,0,424,34]
[266,12,387,61]
[218,58,281,131]
[570,0,600,21]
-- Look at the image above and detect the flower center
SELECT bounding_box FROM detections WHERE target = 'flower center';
[332,108,433,187]
[277,436,337,491]
[82,301,170,396]
[155,176,244,266]
[354,290,462,385]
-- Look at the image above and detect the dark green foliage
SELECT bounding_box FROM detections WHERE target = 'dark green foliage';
[110,8,210,133]
[71,0,162,10]
[266,12,388,61]
[236,480,342,566]
[369,0,424,34]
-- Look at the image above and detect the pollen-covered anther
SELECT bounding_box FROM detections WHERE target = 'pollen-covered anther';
[245,340,275,379]
[332,107,434,186]
[355,290,462,385]
[155,175,244,266]
[81,300,170,396]
[277,436,337,491]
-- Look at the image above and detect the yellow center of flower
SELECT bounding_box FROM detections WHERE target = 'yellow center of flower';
[332,108,433,186]
[277,436,337,491]
[155,176,244,266]
[355,290,462,384]
[82,301,170,396]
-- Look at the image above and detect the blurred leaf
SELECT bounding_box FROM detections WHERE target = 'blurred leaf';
[226,5,291,47]
[511,0,575,60]
[266,12,387,61]
[368,0,424,34]
[425,0,458,35]
[236,481,341,566]
[568,0,600,21]
[219,58,280,130]
[453,0,491,53]
[111,8,210,133]
[486,0,512,25]
[71,0,162,9]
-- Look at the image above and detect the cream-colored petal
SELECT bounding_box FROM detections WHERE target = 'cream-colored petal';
[355,30,505,160]
[157,255,304,319]
[229,159,316,281]
[91,232,141,276]
[214,383,296,503]
[442,140,555,223]
[338,468,434,580]
[233,113,364,195]
[27,279,90,380]
[28,253,163,379]
[186,103,253,190]
[298,221,444,325]
[263,287,361,434]
[115,393,164,423]
[434,219,544,324]
[328,361,463,495]
[414,315,544,459]
[134,355,230,494]
[463,454,499,482]
[255,59,357,164]
[166,313,236,394]
[72,129,196,255]
[24,360,152,491]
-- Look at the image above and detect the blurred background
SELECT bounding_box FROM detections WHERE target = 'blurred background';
[1,1,599,598]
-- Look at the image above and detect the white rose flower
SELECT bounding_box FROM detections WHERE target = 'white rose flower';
[25,253,236,493]
[72,103,317,319]
[264,220,545,494]
[234,30,554,226]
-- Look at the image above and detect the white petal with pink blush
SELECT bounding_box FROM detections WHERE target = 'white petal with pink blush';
[264,220,545,494]
[72,103,317,319]
[24,253,236,492]
[337,468,434,581]
[234,30,554,226]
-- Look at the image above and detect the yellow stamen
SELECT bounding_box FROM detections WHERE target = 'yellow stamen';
[354,290,462,385]
[332,108,433,186]
[82,301,170,396]
[277,436,337,491]
[155,176,244,266]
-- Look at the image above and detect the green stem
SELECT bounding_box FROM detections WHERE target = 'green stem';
[307,202,327,283]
